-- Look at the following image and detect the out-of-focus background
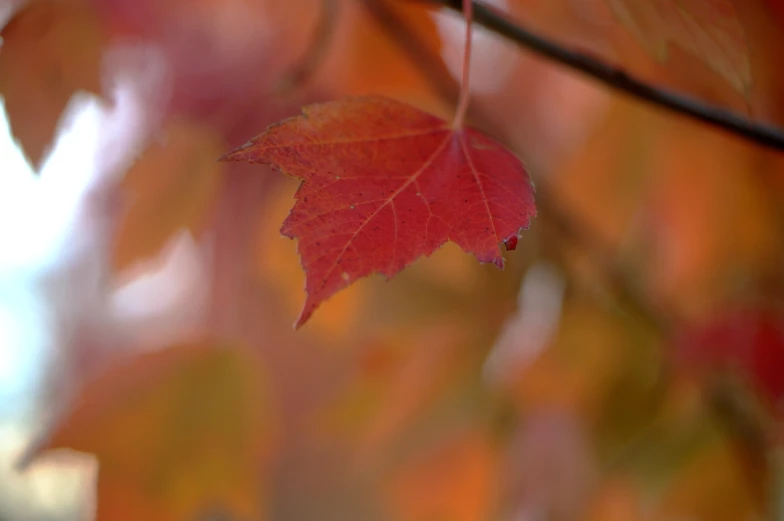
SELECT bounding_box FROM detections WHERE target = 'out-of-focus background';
[1,0,784,520]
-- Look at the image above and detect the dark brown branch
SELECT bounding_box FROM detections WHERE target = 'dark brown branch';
[434,0,784,153]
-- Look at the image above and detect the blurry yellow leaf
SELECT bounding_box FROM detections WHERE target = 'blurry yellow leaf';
[114,119,223,272]
[655,433,764,521]
[41,341,274,521]
[606,0,751,94]
[0,0,105,170]
[510,298,633,422]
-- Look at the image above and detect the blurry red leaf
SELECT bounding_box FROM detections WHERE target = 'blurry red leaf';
[0,0,106,170]
[677,306,784,416]
[221,96,535,327]
[606,0,751,93]
[39,341,274,521]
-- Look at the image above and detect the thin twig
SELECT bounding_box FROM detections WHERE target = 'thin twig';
[451,0,472,128]
[433,0,784,153]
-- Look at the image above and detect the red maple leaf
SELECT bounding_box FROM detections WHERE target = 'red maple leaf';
[221,96,536,327]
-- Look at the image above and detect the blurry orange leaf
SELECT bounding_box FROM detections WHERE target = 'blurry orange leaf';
[320,325,464,461]
[222,96,535,327]
[114,120,223,272]
[584,478,644,521]
[384,428,498,521]
[508,298,637,422]
[0,0,105,170]
[606,0,751,93]
[405,242,483,295]
[41,341,273,521]
[644,122,779,311]
[322,0,442,106]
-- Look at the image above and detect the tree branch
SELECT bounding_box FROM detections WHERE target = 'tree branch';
[434,0,784,153]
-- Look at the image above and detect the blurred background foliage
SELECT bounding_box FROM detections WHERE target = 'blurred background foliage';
[0,0,783,520]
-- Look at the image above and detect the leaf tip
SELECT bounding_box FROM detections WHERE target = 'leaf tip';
[293,314,308,330]
[218,139,259,163]
[217,149,242,163]
[293,299,317,330]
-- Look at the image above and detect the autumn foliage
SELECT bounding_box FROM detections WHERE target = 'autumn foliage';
[221,96,535,326]
[2,0,784,520]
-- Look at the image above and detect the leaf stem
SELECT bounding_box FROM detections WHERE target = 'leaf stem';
[435,0,784,152]
[450,0,472,129]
